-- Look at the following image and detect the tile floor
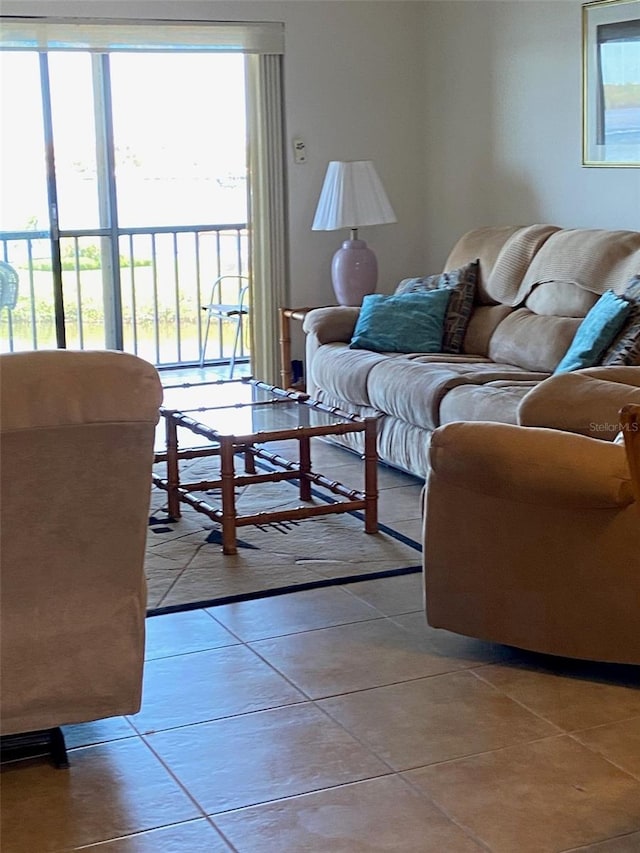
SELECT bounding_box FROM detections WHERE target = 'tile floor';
[2,378,640,851]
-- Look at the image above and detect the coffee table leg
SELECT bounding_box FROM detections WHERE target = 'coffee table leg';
[363,417,378,533]
[244,445,256,474]
[165,415,181,520]
[299,435,311,501]
[220,435,238,555]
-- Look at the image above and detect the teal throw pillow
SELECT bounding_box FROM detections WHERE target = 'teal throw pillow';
[350,289,451,354]
[554,289,631,374]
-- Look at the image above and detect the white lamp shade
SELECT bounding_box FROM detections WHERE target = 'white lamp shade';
[311,161,397,231]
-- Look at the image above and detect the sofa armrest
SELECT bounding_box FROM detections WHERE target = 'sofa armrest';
[518,366,640,439]
[429,421,634,508]
[302,306,360,345]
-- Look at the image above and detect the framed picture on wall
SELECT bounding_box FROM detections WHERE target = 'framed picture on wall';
[583,0,640,166]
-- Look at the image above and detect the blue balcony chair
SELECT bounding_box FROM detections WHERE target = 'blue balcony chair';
[0,261,19,315]
[199,274,250,377]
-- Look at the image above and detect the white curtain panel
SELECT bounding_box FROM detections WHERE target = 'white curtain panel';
[246,53,288,386]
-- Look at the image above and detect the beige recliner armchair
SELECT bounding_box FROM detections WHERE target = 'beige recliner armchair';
[423,368,640,665]
[0,350,162,764]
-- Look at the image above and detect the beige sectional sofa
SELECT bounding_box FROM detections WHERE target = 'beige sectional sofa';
[303,225,640,477]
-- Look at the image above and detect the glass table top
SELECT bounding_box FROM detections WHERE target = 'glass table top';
[156,379,365,451]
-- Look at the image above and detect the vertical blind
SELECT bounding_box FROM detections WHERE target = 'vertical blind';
[246,53,288,384]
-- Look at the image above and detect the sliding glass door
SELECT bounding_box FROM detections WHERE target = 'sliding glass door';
[1,42,250,366]
[1,17,286,381]
[107,51,248,364]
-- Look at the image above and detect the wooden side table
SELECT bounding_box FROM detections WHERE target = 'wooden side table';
[278,307,312,391]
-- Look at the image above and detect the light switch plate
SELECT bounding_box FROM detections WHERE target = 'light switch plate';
[293,138,307,164]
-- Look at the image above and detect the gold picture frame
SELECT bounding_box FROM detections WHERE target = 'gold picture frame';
[583,0,640,167]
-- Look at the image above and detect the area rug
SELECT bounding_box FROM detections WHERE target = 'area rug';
[146,456,422,615]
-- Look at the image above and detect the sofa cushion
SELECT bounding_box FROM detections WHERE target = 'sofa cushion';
[443,225,559,305]
[309,343,391,407]
[376,417,432,479]
[519,228,640,299]
[484,224,561,306]
[525,281,599,317]
[350,290,451,354]
[395,260,478,353]
[602,276,640,366]
[444,226,519,302]
[489,309,580,373]
[462,305,514,356]
[404,353,491,364]
[518,365,640,439]
[366,360,462,430]
[303,306,360,344]
[367,358,548,431]
[554,290,631,374]
[439,380,539,426]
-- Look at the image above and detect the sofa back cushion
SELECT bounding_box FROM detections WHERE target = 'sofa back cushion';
[462,305,513,356]
[525,281,599,317]
[484,224,561,305]
[444,225,521,305]
[519,228,640,298]
[488,278,612,373]
[445,225,640,310]
[453,226,640,368]
[445,224,560,305]
[489,309,581,373]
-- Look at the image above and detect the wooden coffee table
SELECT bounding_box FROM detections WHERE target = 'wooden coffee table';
[153,379,378,554]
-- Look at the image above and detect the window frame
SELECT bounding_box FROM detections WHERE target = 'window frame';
[582,0,640,167]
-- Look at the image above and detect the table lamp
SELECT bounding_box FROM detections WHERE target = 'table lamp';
[312,160,397,306]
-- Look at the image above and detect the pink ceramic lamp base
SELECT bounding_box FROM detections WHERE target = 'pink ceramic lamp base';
[331,239,378,307]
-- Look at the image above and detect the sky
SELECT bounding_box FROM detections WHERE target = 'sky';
[603,41,640,85]
[0,50,248,233]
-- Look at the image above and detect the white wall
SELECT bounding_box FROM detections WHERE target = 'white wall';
[422,0,640,270]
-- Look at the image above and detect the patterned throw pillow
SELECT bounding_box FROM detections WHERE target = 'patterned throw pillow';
[602,276,640,366]
[394,260,478,354]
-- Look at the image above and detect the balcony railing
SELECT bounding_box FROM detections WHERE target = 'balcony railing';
[0,223,250,369]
